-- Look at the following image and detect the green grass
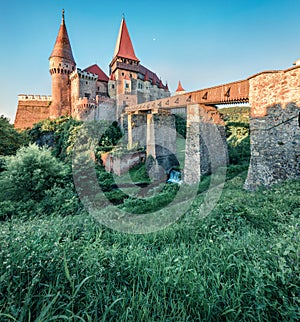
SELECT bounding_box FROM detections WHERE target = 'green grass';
[0,170,299,321]
[0,111,299,320]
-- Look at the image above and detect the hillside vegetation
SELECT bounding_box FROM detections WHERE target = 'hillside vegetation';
[0,109,299,321]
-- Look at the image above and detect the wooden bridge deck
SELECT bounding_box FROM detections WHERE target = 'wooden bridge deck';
[125,79,249,113]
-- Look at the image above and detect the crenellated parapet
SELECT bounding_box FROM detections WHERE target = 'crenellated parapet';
[70,68,98,81]
[18,94,52,101]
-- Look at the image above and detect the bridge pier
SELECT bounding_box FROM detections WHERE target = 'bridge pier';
[244,67,300,189]
[125,113,147,150]
[145,112,178,180]
[146,113,156,157]
[184,104,228,185]
[184,104,201,184]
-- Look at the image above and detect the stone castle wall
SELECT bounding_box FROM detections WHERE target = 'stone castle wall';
[102,151,146,176]
[14,97,51,129]
[249,65,300,117]
[245,65,300,189]
[244,103,300,189]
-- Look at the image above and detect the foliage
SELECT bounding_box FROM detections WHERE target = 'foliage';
[0,144,79,219]
[1,106,299,320]
[0,115,29,156]
[29,116,83,162]
[98,121,123,148]
[0,174,299,320]
[221,106,251,165]
[29,117,123,163]
[174,113,187,138]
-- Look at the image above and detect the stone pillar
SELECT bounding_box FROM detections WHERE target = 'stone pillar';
[153,113,178,173]
[244,103,300,190]
[245,67,300,189]
[124,113,147,150]
[146,113,156,157]
[184,104,228,185]
[127,114,133,150]
[146,112,178,181]
[184,104,201,184]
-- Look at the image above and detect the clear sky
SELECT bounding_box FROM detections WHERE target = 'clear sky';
[1,0,300,122]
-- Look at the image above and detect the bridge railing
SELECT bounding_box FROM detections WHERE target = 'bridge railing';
[125,79,249,113]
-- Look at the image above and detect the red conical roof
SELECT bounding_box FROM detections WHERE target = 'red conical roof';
[176,80,185,92]
[84,64,109,82]
[109,73,116,81]
[50,10,75,63]
[113,18,139,62]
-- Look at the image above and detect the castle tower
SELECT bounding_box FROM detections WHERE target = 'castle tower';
[175,80,186,95]
[49,9,76,118]
[109,17,140,95]
[109,17,140,117]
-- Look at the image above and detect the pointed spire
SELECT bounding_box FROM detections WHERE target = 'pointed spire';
[176,80,185,93]
[113,18,139,62]
[165,82,169,91]
[49,9,75,63]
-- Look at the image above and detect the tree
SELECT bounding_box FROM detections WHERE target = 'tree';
[0,144,68,202]
[0,115,29,155]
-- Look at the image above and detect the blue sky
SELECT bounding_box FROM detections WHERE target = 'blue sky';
[1,0,300,122]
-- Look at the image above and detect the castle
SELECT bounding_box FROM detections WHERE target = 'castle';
[14,10,171,129]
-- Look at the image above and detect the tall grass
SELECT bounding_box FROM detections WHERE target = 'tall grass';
[0,171,299,321]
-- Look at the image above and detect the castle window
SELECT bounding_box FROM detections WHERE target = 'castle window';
[112,84,115,89]
[86,81,88,84]
[122,72,124,76]
[58,68,60,74]
[85,93,90,98]
[130,73,132,77]
[125,83,129,89]
[98,87,100,91]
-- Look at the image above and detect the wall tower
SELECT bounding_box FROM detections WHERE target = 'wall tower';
[49,9,76,118]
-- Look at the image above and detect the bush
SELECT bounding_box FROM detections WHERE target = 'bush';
[0,144,80,218]
[0,144,68,202]
[0,115,29,155]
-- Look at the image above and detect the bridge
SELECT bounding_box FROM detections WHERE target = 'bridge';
[125,79,249,113]
[122,64,300,189]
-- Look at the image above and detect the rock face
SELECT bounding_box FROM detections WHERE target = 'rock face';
[245,103,300,190]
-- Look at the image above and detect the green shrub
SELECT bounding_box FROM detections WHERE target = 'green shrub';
[0,115,29,155]
[0,144,80,219]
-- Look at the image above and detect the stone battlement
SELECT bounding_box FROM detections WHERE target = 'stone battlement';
[18,94,52,101]
[77,68,98,80]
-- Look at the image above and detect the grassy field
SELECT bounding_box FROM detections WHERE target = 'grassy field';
[0,166,299,321]
[0,111,299,320]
